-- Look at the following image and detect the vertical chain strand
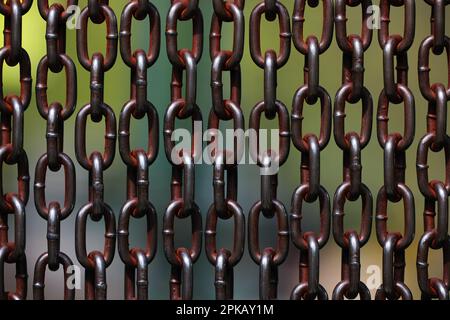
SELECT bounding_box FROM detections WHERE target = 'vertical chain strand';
[248,0,291,300]
[205,0,245,300]
[163,0,203,300]
[332,0,374,300]
[0,0,32,300]
[75,0,118,300]
[416,0,450,300]
[118,0,160,300]
[33,0,78,300]
[375,0,416,301]
[290,0,333,301]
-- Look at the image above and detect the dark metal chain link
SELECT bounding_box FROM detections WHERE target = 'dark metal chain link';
[205,0,245,300]
[332,0,374,300]
[375,0,416,301]
[75,0,118,300]
[290,0,333,301]
[416,0,450,300]
[163,0,203,300]
[118,0,160,300]
[33,0,78,300]
[248,0,291,300]
[0,0,33,301]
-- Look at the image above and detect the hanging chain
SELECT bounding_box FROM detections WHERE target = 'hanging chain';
[416,0,450,300]
[75,0,118,300]
[248,0,291,300]
[33,0,78,300]
[118,0,160,301]
[0,0,32,300]
[332,0,373,300]
[205,0,245,300]
[290,0,333,301]
[375,0,415,300]
[163,0,203,300]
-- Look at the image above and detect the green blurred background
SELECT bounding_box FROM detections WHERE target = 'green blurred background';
[2,0,449,299]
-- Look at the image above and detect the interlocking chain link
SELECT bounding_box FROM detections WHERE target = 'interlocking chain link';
[118,0,160,301]
[163,0,203,300]
[375,0,415,300]
[0,0,32,300]
[205,0,245,300]
[33,0,78,300]
[290,0,333,301]
[332,0,373,300]
[416,0,450,300]
[75,0,118,300]
[248,0,291,300]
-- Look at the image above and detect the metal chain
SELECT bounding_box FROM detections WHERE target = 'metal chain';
[33,0,78,300]
[290,0,333,301]
[75,0,118,300]
[375,0,415,300]
[416,0,450,300]
[248,0,291,300]
[205,0,245,300]
[118,0,160,301]
[0,0,32,301]
[1,0,448,301]
[163,0,203,300]
[332,0,373,300]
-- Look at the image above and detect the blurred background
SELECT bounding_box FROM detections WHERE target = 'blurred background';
[1,0,449,299]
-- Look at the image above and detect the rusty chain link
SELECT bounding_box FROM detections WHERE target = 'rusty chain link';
[75,0,118,300]
[416,0,450,300]
[33,0,77,300]
[0,0,32,301]
[290,0,333,301]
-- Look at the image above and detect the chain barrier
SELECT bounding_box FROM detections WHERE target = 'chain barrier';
[0,0,447,300]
